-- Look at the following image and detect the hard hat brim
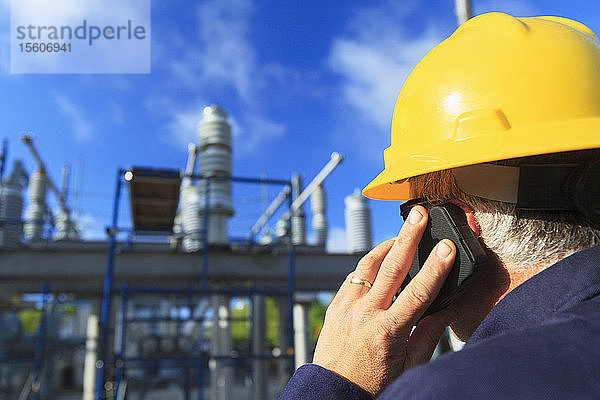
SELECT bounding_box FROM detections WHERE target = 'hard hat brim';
[363,117,600,201]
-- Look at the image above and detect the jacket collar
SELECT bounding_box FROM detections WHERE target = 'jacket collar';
[469,245,600,344]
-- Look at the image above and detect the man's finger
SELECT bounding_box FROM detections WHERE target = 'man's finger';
[337,239,396,300]
[367,206,428,307]
[387,239,456,327]
[355,238,396,277]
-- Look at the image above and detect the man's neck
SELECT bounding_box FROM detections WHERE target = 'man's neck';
[499,261,553,303]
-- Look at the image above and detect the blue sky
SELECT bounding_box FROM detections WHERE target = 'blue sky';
[1,0,599,251]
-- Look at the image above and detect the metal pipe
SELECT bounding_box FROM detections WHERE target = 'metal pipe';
[279,152,343,224]
[230,176,291,186]
[249,185,291,239]
[115,282,128,397]
[83,314,99,400]
[32,282,49,400]
[183,143,198,191]
[455,0,473,26]
[61,163,71,203]
[202,178,210,290]
[113,287,290,297]
[21,135,69,213]
[185,143,198,177]
[276,297,293,385]
[183,361,190,400]
[287,193,296,369]
[189,174,290,186]
[290,152,343,214]
[252,295,267,400]
[75,160,83,218]
[17,372,34,400]
[197,359,204,400]
[116,354,292,363]
[96,169,124,400]
[115,381,127,400]
[0,139,7,181]
[293,302,309,369]
[210,295,232,400]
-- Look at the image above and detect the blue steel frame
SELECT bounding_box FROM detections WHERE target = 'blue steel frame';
[30,282,49,400]
[96,169,297,400]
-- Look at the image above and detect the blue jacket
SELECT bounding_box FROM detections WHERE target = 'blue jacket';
[279,245,600,399]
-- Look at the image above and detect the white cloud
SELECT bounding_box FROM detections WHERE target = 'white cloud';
[165,106,204,148]
[77,212,106,240]
[168,0,258,101]
[196,0,257,99]
[241,115,286,154]
[326,226,347,254]
[326,0,541,165]
[328,16,443,131]
[55,95,94,142]
[326,2,446,165]
[157,0,287,158]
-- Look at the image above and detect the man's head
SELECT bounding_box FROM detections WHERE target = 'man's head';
[408,150,600,340]
[363,13,600,339]
[409,149,600,270]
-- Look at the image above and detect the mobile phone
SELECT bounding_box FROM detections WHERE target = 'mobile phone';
[399,203,488,317]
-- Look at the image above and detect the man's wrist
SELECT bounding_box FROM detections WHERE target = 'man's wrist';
[279,364,373,400]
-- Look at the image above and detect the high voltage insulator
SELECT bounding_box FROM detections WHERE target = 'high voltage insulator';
[180,104,234,251]
[345,188,372,253]
[311,184,327,246]
[24,169,47,242]
[0,161,26,247]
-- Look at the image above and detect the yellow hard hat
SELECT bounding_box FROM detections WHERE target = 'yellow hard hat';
[363,12,600,201]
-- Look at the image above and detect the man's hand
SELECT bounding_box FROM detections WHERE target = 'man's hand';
[312,206,458,396]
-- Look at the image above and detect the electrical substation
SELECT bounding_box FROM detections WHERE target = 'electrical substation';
[0,104,374,400]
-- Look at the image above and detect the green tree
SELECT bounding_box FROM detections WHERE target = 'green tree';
[229,295,333,351]
[308,299,330,345]
[231,299,250,348]
[230,297,280,349]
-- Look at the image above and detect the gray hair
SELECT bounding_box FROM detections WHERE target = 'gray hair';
[409,150,600,269]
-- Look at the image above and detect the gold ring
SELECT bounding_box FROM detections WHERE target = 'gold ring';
[349,275,373,289]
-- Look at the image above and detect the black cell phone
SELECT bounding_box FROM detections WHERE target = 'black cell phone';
[399,202,488,317]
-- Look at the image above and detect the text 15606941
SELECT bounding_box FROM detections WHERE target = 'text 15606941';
[19,43,71,53]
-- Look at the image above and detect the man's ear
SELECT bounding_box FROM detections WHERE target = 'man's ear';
[450,200,481,236]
